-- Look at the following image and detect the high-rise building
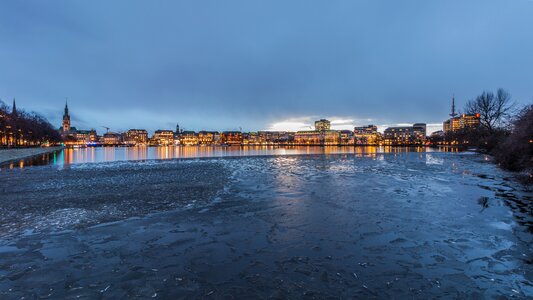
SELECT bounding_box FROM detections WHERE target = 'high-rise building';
[314,119,331,131]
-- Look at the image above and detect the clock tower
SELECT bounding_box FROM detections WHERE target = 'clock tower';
[62,102,71,133]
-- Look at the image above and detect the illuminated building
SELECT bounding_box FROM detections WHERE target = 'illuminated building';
[353,125,381,145]
[339,130,354,145]
[59,102,78,137]
[294,119,340,145]
[443,118,459,132]
[323,130,341,145]
[383,123,426,145]
[294,130,340,145]
[221,131,243,145]
[180,131,199,145]
[314,119,331,131]
[62,102,71,134]
[460,114,480,128]
[197,131,219,145]
[257,131,290,144]
[294,131,321,145]
[151,130,174,146]
[443,96,481,133]
[103,132,122,145]
[57,103,102,146]
[443,114,480,133]
[124,129,148,145]
[243,132,261,144]
[74,129,98,144]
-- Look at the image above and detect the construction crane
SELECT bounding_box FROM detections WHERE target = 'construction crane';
[101,126,110,133]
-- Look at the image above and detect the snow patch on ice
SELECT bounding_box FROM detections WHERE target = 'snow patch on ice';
[34,208,92,230]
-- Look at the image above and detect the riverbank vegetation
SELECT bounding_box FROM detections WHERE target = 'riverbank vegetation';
[0,100,61,147]
[443,89,532,179]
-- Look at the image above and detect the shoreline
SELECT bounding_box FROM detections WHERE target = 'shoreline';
[0,146,63,165]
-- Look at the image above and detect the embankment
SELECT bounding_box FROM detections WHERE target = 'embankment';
[0,146,62,165]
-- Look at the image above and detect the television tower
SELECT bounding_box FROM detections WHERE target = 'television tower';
[449,94,458,117]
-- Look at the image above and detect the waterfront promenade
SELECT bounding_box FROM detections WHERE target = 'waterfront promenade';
[0,147,62,165]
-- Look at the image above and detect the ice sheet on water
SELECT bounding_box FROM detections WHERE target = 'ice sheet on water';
[425,153,444,165]
[34,208,91,229]
[0,159,230,238]
[0,152,531,298]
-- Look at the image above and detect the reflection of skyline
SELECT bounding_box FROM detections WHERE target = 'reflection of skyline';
[56,146,434,165]
[3,146,447,169]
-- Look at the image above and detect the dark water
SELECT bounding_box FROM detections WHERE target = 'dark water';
[0,152,531,298]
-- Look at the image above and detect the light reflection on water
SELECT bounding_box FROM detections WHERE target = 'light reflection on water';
[5,145,445,169]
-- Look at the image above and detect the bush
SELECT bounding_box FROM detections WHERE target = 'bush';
[492,105,533,173]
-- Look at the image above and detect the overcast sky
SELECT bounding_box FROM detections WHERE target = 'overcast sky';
[1,0,532,134]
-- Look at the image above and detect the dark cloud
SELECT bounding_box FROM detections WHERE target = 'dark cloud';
[1,0,532,134]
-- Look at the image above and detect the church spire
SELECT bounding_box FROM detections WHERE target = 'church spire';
[12,98,17,115]
[449,94,457,118]
[62,98,71,133]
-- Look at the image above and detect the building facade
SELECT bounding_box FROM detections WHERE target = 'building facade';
[180,131,199,145]
[443,114,481,133]
[198,131,219,145]
[354,125,381,145]
[314,119,331,131]
[74,130,98,144]
[339,130,354,145]
[124,129,148,145]
[294,130,340,145]
[221,131,243,145]
[257,131,290,144]
[294,119,342,145]
[151,130,174,145]
[383,123,426,145]
[103,132,122,145]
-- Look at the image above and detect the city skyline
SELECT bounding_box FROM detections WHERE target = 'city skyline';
[0,97,474,135]
[1,1,532,134]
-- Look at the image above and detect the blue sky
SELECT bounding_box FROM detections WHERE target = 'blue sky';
[1,0,532,134]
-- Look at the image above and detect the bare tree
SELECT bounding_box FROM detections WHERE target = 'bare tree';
[0,99,61,147]
[465,88,514,132]
[493,104,533,172]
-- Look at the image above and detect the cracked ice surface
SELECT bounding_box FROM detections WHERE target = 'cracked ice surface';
[0,152,531,298]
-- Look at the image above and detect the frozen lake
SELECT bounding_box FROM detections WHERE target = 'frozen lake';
[0,152,531,298]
